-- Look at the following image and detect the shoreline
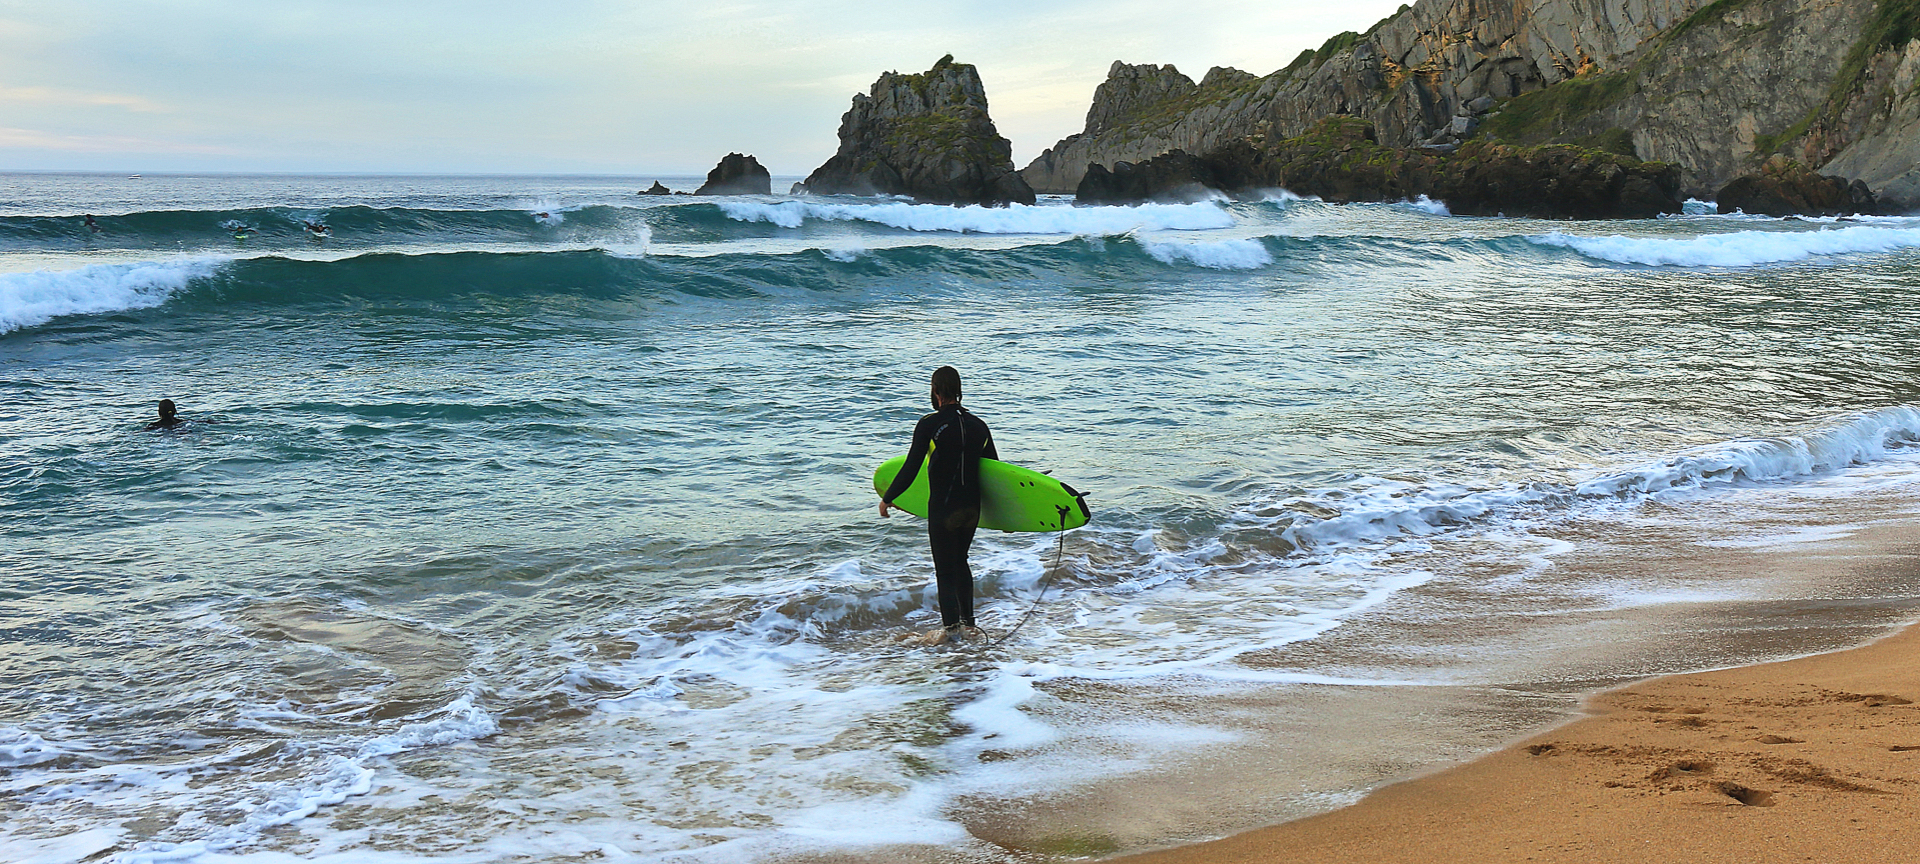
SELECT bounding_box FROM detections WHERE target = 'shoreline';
[1109,547,1920,863]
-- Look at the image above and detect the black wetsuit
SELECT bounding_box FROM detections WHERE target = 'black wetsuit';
[882,403,997,629]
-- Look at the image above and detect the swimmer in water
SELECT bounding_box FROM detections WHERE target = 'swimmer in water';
[83,214,101,233]
[303,219,330,237]
[144,398,185,431]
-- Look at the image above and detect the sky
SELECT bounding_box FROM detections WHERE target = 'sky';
[0,0,1410,176]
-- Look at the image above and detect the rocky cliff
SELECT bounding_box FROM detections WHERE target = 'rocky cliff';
[1023,0,1920,203]
[802,55,1035,206]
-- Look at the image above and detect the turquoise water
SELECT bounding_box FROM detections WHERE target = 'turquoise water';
[6,173,1920,862]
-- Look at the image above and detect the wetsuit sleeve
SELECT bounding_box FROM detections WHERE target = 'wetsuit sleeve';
[882,413,936,503]
[980,426,997,461]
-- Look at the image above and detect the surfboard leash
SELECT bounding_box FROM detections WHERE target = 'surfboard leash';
[984,528,1068,651]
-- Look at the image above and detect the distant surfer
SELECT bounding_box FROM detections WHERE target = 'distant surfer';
[83,214,100,233]
[879,366,997,645]
[231,224,253,240]
[144,399,186,431]
[303,219,329,238]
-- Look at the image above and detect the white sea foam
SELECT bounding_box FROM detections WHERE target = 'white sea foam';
[822,246,865,262]
[87,693,500,863]
[0,728,73,767]
[1249,188,1321,204]
[717,200,1235,234]
[1529,225,1920,266]
[1682,198,1719,215]
[1273,406,1920,555]
[1140,237,1273,269]
[600,221,652,258]
[1401,195,1452,216]
[0,258,223,334]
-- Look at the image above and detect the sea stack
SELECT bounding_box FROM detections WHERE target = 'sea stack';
[801,55,1035,206]
[695,153,773,195]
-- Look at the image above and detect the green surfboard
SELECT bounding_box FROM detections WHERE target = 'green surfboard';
[874,456,1091,533]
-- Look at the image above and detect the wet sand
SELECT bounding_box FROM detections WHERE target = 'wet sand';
[1114,571,1920,862]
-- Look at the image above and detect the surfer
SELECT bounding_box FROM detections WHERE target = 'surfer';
[302,219,329,237]
[83,214,101,233]
[144,399,185,431]
[879,366,997,645]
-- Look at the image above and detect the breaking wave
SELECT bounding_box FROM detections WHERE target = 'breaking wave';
[716,199,1237,233]
[1529,224,1920,266]
[0,258,224,334]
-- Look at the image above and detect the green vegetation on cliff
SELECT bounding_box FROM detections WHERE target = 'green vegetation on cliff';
[883,112,1001,163]
[1476,72,1639,146]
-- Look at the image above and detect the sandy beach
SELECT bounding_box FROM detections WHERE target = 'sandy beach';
[1116,571,1920,862]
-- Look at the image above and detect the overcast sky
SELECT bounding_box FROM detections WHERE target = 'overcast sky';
[0,0,1408,176]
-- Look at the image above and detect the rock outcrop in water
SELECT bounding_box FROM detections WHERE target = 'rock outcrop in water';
[695,153,772,196]
[1716,157,1886,217]
[801,55,1035,206]
[1022,0,1920,211]
[1077,117,1683,219]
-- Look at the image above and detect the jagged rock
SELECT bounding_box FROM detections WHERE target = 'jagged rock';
[789,182,808,195]
[1075,117,1682,219]
[1201,66,1257,89]
[640,181,673,196]
[803,55,1035,206]
[1085,62,1199,137]
[1716,158,1876,216]
[695,153,772,195]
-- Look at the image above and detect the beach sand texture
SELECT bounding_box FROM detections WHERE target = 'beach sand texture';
[1118,602,1920,863]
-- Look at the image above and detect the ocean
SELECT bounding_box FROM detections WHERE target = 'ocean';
[6,171,1920,863]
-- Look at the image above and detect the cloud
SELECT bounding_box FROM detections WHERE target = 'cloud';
[0,85,170,113]
[0,126,239,155]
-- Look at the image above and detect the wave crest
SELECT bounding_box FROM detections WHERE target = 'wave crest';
[1530,225,1920,266]
[716,200,1236,234]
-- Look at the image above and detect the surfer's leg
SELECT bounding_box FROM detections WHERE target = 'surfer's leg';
[928,509,979,630]
[952,518,977,628]
[928,520,964,629]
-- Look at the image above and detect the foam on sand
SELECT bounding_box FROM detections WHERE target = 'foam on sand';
[1529,224,1920,266]
[716,200,1236,234]
[0,258,224,334]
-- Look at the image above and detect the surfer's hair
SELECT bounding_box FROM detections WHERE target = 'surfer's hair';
[931,366,962,401]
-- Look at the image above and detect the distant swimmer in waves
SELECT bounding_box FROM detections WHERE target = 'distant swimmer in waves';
[144,398,186,431]
[879,365,997,646]
[231,224,254,240]
[302,219,330,238]
[83,214,101,233]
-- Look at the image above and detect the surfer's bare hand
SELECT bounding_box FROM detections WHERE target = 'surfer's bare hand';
[878,500,892,517]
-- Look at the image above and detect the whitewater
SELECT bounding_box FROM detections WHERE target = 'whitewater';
[7,171,1920,864]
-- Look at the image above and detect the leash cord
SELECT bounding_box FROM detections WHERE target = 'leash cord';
[986,529,1067,651]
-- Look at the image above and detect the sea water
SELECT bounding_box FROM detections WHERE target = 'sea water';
[6,172,1920,863]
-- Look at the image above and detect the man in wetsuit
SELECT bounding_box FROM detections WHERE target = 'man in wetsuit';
[879,366,998,645]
